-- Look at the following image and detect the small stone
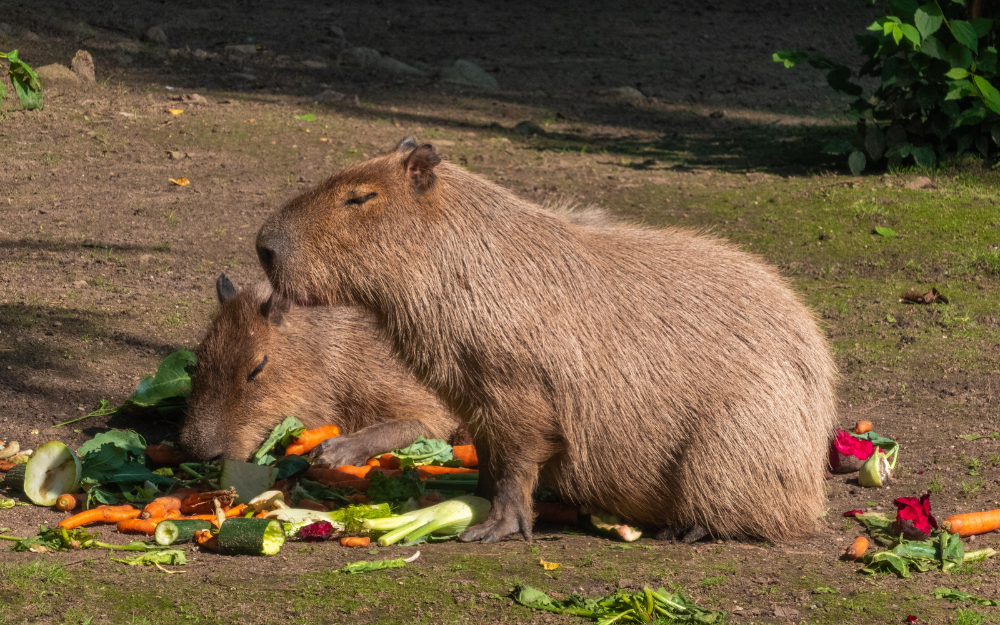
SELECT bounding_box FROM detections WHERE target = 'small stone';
[182,93,208,105]
[71,50,96,83]
[192,49,211,61]
[225,44,257,59]
[514,120,545,136]
[35,63,81,86]
[313,89,360,106]
[21,30,39,41]
[73,280,87,288]
[340,46,381,68]
[441,59,499,92]
[904,176,935,190]
[375,56,426,77]
[301,59,328,70]
[145,26,168,45]
[607,86,647,106]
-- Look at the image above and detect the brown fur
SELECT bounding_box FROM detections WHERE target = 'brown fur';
[255,139,838,543]
[181,276,462,463]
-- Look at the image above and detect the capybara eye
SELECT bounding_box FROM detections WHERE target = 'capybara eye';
[247,355,268,382]
[345,192,377,206]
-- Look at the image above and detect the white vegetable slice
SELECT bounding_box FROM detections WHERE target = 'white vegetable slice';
[22,441,82,506]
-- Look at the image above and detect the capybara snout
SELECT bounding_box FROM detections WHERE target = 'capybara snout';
[181,273,463,463]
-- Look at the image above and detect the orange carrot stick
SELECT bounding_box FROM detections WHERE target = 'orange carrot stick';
[224,504,247,518]
[117,518,162,535]
[843,536,869,560]
[285,425,341,455]
[59,505,140,529]
[195,529,218,551]
[340,536,370,547]
[451,445,479,468]
[378,454,401,471]
[142,495,183,519]
[416,466,478,478]
[144,444,189,467]
[333,465,371,479]
[56,493,82,512]
[854,420,873,435]
[942,509,1000,536]
[366,458,380,467]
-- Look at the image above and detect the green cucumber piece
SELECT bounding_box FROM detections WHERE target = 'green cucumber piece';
[155,519,213,546]
[218,518,284,555]
[3,463,26,491]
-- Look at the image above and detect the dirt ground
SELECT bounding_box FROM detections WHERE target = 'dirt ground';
[2,1,1000,624]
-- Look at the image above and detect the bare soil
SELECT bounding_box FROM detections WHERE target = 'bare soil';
[1,2,1000,624]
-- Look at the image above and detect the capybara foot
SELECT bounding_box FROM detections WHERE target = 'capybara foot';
[459,513,529,543]
[681,524,709,544]
[309,435,370,467]
[654,526,681,541]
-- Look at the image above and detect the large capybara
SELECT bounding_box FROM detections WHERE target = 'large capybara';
[255,137,838,543]
[180,274,463,462]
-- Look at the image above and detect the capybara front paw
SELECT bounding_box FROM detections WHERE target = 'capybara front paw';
[459,509,531,543]
[309,436,369,467]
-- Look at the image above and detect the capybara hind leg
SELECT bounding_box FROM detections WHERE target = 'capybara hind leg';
[461,471,535,543]
[310,419,430,466]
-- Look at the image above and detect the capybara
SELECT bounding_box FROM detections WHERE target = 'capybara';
[180,274,463,463]
[255,137,838,543]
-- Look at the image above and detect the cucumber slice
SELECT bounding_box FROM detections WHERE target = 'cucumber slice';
[15,441,82,506]
[155,520,213,546]
[220,459,277,504]
[218,518,284,555]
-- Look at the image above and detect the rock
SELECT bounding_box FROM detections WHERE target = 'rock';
[225,44,257,59]
[302,59,328,70]
[71,50,96,83]
[72,280,88,289]
[192,49,212,61]
[340,46,381,68]
[35,64,80,86]
[21,30,39,41]
[313,89,360,106]
[514,120,545,136]
[145,26,168,45]
[441,59,499,91]
[375,56,426,77]
[608,86,647,106]
[771,606,799,620]
[904,176,935,190]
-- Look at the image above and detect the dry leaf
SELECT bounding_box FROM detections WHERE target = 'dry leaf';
[169,177,190,186]
[539,559,561,570]
[167,108,184,115]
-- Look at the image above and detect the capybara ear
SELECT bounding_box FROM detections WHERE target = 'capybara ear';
[396,136,418,152]
[260,292,291,328]
[404,144,442,191]
[216,273,236,304]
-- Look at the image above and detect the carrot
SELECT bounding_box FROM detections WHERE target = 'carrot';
[451,445,479,468]
[117,518,162,535]
[854,420,874,435]
[254,510,269,519]
[843,536,869,560]
[284,425,341,455]
[176,514,221,526]
[0,461,16,472]
[195,529,218,551]
[59,505,140,529]
[941,509,1000,537]
[165,508,182,519]
[56,493,82,512]
[143,443,189,466]
[142,495,183,519]
[366,458,380,467]
[340,536,370,548]
[378,454,401,471]
[224,504,247,518]
[416,466,478,479]
[170,487,203,498]
[310,467,365,484]
[297,499,328,512]
[333,465,371,479]
[535,503,579,525]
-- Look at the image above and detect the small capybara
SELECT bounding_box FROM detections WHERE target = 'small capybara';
[255,137,838,543]
[180,274,463,463]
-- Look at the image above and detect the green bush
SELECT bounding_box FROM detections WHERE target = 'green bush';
[775,0,1000,174]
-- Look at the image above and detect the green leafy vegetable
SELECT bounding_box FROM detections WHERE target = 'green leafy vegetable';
[367,467,425,503]
[112,549,187,566]
[292,479,350,507]
[273,455,310,480]
[392,437,459,468]
[294,113,316,121]
[933,588,1000,606]
[0,50,43,110]
[861,531,995,577]
[337,557,408,574]
[956,434,983,441]
[874,226,897,237]
[514,585,725,624]
[251,416,306,465]
[129,348,196,407]
[78,430,146,458]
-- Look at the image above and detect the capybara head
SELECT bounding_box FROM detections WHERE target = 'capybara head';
[256,137,442,306]
[181,274,314,461]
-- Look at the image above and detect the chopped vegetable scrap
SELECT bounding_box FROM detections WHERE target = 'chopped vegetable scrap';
[363,495,491,546]
[829,429,874,473]
[932,588,1000,606]
[112,549,187,566]
[285,425,340,455]
[941,508,1000,537]
[514,585,725,624]
[300,521,335,541]
[893,494,937,540]
[336,551,420,574]
[843,537,869,560]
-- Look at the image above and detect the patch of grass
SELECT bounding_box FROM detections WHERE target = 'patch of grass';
[967,458,982,476]
[929,476,944,494]
[698,575,727,588]
[989,454,1000,466]
[953,608,984,625]
[962,478,985,498]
